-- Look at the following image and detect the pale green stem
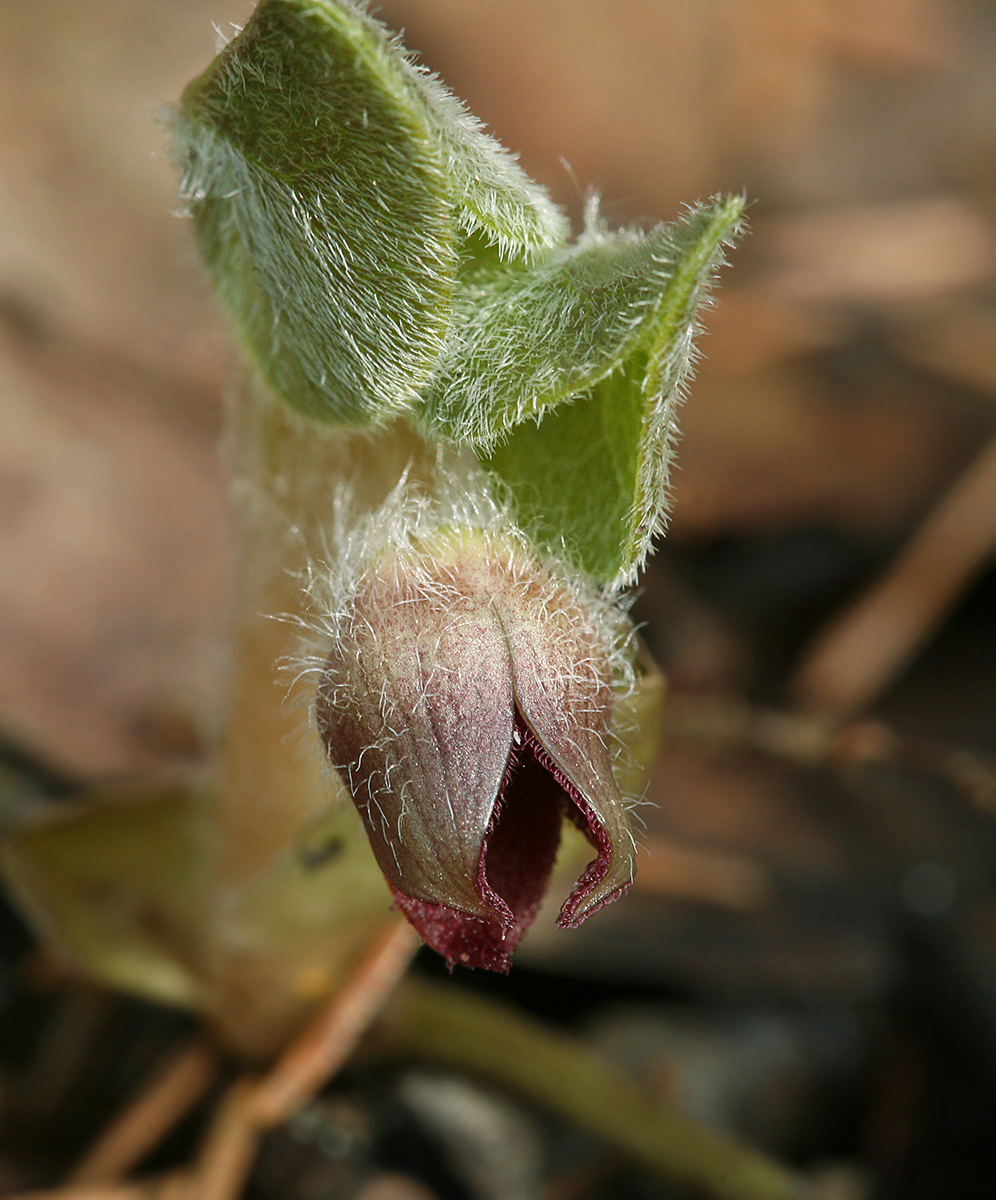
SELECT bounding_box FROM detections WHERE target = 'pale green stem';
[195,378,433,1056]
[375,978,816,1200]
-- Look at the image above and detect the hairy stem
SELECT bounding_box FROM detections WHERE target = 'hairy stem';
[196,379,431,1055]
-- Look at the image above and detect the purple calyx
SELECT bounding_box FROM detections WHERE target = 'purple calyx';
[392,712,617,970]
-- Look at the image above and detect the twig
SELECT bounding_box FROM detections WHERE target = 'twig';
[247,918,419,1126]
[790,433,996,717]
[662,692,996,816]
[13,1173,193,1200]
[12,1188,150,1200]
[372,977,815,1200]
[25,921,418,1200]
[185,918,419,1200]
[187,1081,259,1200]
[70,1042,216,1183]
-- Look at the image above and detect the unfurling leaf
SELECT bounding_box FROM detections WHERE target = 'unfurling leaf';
[404,66,570,260]
[475,197,746,584]
[173,0,567,427]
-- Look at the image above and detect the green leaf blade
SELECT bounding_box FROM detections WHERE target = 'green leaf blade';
[408,69,570,260]
[485,356,647,583]
[627,193,746,575]
[174,0,570,425]
[175,0,455,426]
[481,195,746,585]
[419,196,745,453]
[418,230,667,447]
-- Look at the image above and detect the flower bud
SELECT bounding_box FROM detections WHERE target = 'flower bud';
[315,529,636,970]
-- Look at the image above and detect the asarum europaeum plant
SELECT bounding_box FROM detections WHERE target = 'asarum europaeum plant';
[170,0,744,971]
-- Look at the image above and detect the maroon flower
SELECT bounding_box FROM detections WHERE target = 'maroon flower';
[315,532,636,970]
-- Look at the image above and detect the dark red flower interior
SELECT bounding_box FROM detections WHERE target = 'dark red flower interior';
[392,711,615,970]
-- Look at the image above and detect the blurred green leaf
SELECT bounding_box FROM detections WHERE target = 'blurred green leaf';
[3,788,207,1009]
[1,781,398,1032]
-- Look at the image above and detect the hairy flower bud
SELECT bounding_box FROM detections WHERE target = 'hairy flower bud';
[315,529,636,970]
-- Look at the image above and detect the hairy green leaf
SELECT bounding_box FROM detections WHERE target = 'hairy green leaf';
[176,0,452,424]
[482,196,746,584]
[421,196,744,449]
[174,0,566,426]
[485,359,646,584]
[407,68,570,260]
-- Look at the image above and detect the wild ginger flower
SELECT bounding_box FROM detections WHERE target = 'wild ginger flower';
[311,497,637,970]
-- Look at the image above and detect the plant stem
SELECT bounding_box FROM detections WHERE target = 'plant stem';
[374,978,815,1200]
[191,1079,258,1200]
[197,379,432,1056]
[212,378,431,884]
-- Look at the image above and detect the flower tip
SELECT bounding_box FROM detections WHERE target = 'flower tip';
[557,878,634,931]
[390,889,516,972]
[544,753,637,932]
